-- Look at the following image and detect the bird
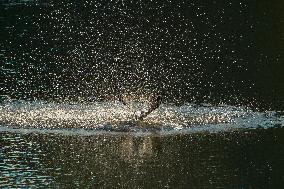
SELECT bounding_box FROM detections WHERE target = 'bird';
[119,94,162,120]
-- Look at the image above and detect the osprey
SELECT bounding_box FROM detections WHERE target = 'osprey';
[119,94,162,120]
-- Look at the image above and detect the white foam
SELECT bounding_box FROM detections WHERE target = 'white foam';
[0,100,283,136]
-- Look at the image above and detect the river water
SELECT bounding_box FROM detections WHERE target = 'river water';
[0,100,284,188]
[1,0,284,188]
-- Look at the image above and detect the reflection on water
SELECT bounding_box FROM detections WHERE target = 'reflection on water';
[0,100,283,188]
[1,129,284,188]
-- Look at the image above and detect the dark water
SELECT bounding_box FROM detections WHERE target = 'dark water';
[1,0,284,188]
[0,100,283,188]
[1,128,284,188]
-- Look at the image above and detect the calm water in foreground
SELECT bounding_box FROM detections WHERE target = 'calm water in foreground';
[1,127,284,188]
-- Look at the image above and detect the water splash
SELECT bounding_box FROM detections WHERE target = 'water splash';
[0,100,282,135]
[1,0,261,105]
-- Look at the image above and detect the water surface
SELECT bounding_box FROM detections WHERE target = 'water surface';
[1,100,284,188]
[1,0,284,188]
[1,126,284,188]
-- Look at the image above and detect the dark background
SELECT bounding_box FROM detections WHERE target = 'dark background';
[0,0,283,110]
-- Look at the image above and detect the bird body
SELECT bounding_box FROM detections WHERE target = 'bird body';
[119,94,162,120]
